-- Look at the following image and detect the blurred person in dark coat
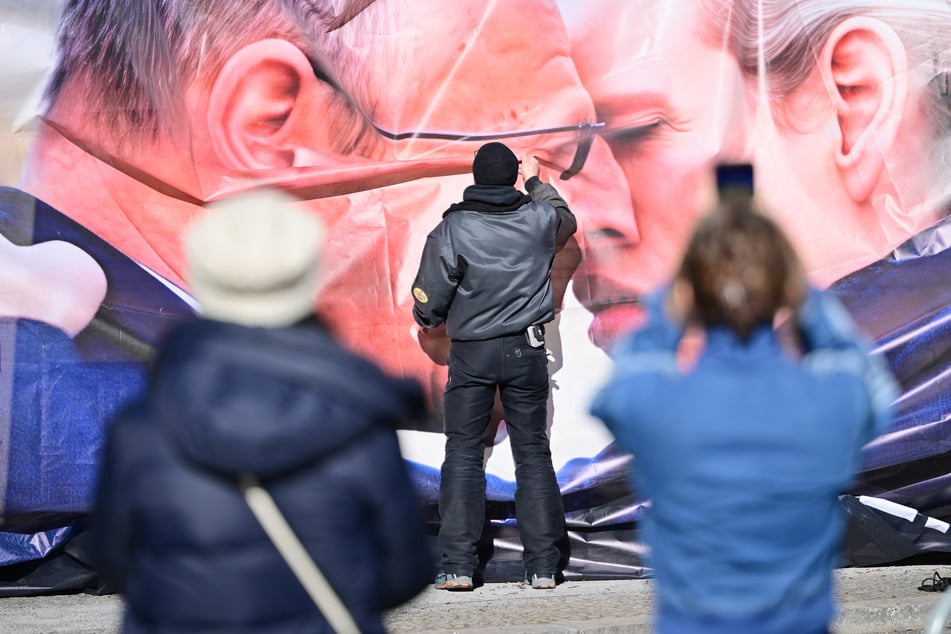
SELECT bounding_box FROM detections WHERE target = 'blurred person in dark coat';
[92,189,433,633]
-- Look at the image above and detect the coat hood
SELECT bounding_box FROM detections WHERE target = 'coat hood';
[149,319,425,479]
[443,185,530,216]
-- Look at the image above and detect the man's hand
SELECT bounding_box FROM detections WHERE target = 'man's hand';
[520,153,540,182]
[416,324,450,365]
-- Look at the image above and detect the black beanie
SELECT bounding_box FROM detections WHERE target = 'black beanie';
[472,142,519,186]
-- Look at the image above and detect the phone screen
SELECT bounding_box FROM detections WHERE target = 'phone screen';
[715,163,754,199]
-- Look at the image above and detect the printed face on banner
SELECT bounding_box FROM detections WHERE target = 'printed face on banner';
[564,0,950,294]
[561,0,753,348]
[7,0,629,486]
[2,0,951,537]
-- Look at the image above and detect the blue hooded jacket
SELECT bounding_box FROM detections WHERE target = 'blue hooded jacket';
[590,288,898,634]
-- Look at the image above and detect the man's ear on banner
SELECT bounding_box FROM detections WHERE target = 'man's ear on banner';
[205,39,366,171]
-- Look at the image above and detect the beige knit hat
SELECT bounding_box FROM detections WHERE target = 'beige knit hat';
[184,189,326,328]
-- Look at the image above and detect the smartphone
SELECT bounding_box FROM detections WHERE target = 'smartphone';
[715,163,754,200]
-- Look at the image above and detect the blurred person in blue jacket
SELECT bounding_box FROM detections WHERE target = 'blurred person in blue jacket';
[590,196,899,634]
[92,189,433,633]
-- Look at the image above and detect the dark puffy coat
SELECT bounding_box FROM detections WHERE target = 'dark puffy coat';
[93,318,434,633]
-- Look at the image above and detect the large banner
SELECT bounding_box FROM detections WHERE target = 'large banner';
[2,0,951,589]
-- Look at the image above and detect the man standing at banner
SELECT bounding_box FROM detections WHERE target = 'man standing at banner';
[412,144,576,591]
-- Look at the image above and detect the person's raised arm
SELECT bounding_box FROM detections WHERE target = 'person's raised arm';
[521,154,577,248]
[798,286,900,440]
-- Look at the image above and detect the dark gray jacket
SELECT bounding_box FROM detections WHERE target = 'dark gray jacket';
[411,177,576,340]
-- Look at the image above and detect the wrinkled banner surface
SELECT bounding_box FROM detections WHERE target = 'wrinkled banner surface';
[1,0,950,592]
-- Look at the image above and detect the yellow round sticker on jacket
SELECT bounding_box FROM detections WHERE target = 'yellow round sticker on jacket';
[413,287,429,303]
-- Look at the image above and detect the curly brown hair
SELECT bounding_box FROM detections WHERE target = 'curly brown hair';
[677,197,806,340]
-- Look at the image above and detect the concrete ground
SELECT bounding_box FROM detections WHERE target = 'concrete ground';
[0,565,948,633]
